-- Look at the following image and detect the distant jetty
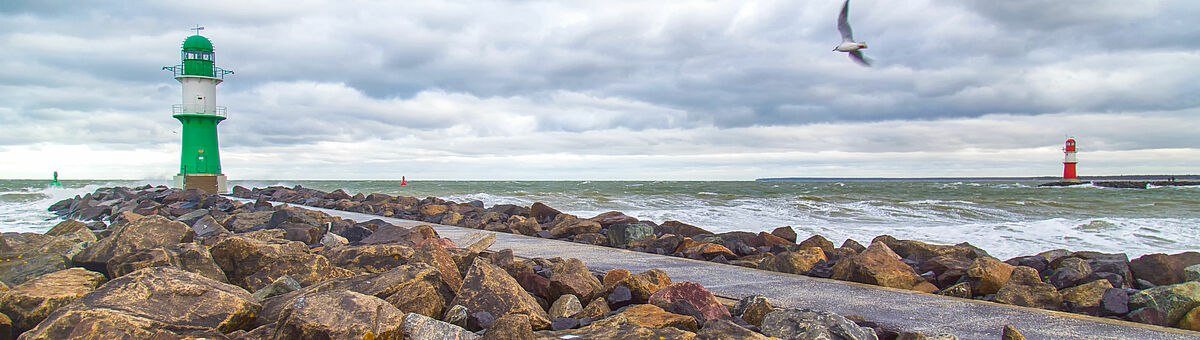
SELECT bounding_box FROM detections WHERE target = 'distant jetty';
[1038,180,1200,188]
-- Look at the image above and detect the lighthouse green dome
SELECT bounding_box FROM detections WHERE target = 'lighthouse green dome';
[182,35,213,51]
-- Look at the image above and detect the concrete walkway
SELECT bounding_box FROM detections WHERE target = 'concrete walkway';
[266,202,1198,340]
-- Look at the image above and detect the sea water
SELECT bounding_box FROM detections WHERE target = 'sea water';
[2,179,1197,259]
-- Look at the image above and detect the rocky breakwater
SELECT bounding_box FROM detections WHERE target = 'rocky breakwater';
[232,184,1200,333]
[0,185,926,339]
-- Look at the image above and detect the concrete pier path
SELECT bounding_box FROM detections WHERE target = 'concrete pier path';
[275,203,1198,340]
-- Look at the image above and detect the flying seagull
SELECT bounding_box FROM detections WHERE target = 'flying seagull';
[833,0,870,66]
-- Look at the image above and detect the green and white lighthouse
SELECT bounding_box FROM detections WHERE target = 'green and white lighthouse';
[163,28,234,193]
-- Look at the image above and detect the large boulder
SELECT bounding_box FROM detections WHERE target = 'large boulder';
[239,253,354,292]
[588,211,639,227]
[43,220,88,237]
[1130,252,1200,286]
[872,235,978,263]
[413,241,465,293]
[659,221,714,238]
[648,281,731,324]
[533,315,697,339]
[449,258,551,330]
[1061,279,1114,313]
[995,267,1063,310]
[760,308,879,340]
[607,222,654,247]
[732,295,774,327]
[546,214,602,239]
[696,318,771,340]
[529,202,562,224]
[796,235,834,252]
[609,269,674,304]
[21,267,260,337]
[759,247,827,275]
[324,244,415,273]
[260,263,446,325]
[404,312,477,339]
[964,257,1015,296]
[274,290,406,339]
[480,314,534,340]
[71,215,196,274]
[0,268,106,333]
[1127,281,1200,326]
[832,241,935,292]
[547,258,603,303]
[1048,257,1093,289]
[1179,306,1200,331]
[209,234,308,286]
[618,303,699,331]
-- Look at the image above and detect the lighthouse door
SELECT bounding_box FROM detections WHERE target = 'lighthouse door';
[196,156,206,173]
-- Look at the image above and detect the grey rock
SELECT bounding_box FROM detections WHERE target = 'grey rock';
[548,294,583,319]
[1185,264,1200,283]
[760,308,878,340]
[405,312,478,339]
[251,275,301,300]
[607,222,654,247]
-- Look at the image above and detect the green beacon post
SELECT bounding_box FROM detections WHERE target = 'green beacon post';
[50,171,62,187]
[162,27,233,194]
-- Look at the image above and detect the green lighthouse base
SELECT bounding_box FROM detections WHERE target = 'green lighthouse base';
[173,174,227,194]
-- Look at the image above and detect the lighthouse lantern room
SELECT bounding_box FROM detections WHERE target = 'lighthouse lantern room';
[1062,138,1079,183]
[163,27,234,193]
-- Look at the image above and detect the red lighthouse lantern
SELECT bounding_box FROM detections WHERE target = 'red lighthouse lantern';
[1062,138,1079,182]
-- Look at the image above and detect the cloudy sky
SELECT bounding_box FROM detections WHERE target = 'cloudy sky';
[2,0,1198,180]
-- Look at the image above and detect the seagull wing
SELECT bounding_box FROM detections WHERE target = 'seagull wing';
[848,50,871,67]
[837,0,855,43]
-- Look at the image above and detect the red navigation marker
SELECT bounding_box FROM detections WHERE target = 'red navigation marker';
[401,176,407,186]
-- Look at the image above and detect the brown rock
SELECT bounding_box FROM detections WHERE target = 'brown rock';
[602,269,631,288]
[22,267,260,336]
[619,303,698,331]
[106,247,179,279]
[548,258,604,303]
[481,314,535,340]
[576,297,611,319]
[275,290,405,339]
[507,216,542,236]
[359,224,421,246]
[648,281,731,323]
[964,257,1015,296]
[240,253,353,292]
[71,215,196,274]
[873,235,978,263]
[533,317,697,339]
[920,255,974,288]
[610,269,673,303]
[696,318,770,340]
[588,211,639,227]
[684,243,737,261]
[1001,324,1026,340]
[324,244,414,273]
[732,295,773,327]
[413,241,465,293]
[660,221,714,238]
[0,312,9,340]
[260,263,445,325]
[419,204,449,217]
[831,241,928,291]
[0,268,106,333]
[1061,279,1114,310]
[44,220,88,237]
[770,226,798,243]
[529,202,562,224]
[797,235,835,252]
[385,277,454,320]
[546,214,602,238]
[450,258,551,330]
[841,239,867,253]
[209,235,307,286]
[225,210,273,233]
[995,267,1062,310]
[1179,306,1200,331]
[1130,252,1200,286]
[759,247,827,275]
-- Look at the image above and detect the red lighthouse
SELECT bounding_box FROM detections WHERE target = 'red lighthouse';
[1062,138,1079,182]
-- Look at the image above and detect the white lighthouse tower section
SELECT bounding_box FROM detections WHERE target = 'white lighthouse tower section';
[179,77,223,115]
